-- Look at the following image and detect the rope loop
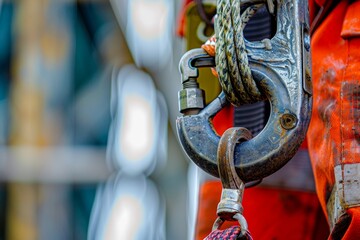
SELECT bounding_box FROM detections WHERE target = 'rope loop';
[215,0,265,106]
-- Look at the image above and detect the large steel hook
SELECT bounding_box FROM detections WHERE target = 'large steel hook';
[176,0,312,182]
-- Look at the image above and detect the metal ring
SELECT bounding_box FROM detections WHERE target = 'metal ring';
[212,217,225,231]
[176,60,311,182]
[233,213,249,237]
[211,213,249,236]
[217,127,252,190]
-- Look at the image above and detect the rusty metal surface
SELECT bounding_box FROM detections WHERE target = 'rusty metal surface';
[217,127,252,190]
[212,128,252,238]
[216,128,251,219]
[176,0,312,182]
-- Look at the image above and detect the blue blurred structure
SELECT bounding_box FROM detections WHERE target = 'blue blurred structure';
[0,0,189,239]
[110,0,174,71]
[88,63,168,239]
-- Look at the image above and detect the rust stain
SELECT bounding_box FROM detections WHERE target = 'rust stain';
[332,141,341,165]
[342,82,360,101]
[342,82,360,143]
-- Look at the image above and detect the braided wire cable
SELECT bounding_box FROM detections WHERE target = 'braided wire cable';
[215,0,264,106]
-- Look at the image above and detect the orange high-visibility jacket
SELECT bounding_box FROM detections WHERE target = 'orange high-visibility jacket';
[308,0,360,239]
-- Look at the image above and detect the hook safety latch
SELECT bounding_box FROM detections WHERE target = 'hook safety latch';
[176,0,312,182]
[178,48,215,115]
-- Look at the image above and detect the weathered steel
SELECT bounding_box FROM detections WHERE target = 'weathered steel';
[176,0,312,182]
[212,128,252,238]
[216,128,251,220]
[178,48,215,114]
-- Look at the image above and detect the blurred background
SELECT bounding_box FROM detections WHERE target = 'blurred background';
[0,0,192,239]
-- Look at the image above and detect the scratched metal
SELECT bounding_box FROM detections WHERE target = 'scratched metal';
[176,0,312,182]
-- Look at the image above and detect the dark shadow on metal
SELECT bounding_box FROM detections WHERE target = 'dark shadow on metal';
[177,55,312,182]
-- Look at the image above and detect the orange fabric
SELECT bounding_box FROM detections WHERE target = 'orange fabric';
[315,0,328,6]
[212,105,234,136]
[177,0,193,37]
[308,1,348,216]
[341,208,360,240]
[308,0,360,238]
[195,181,329,240]
[341,1,360,38]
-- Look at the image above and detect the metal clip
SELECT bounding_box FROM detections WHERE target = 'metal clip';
[178,48,215,115]
[212,127,252,238]
[176,0,312,182]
